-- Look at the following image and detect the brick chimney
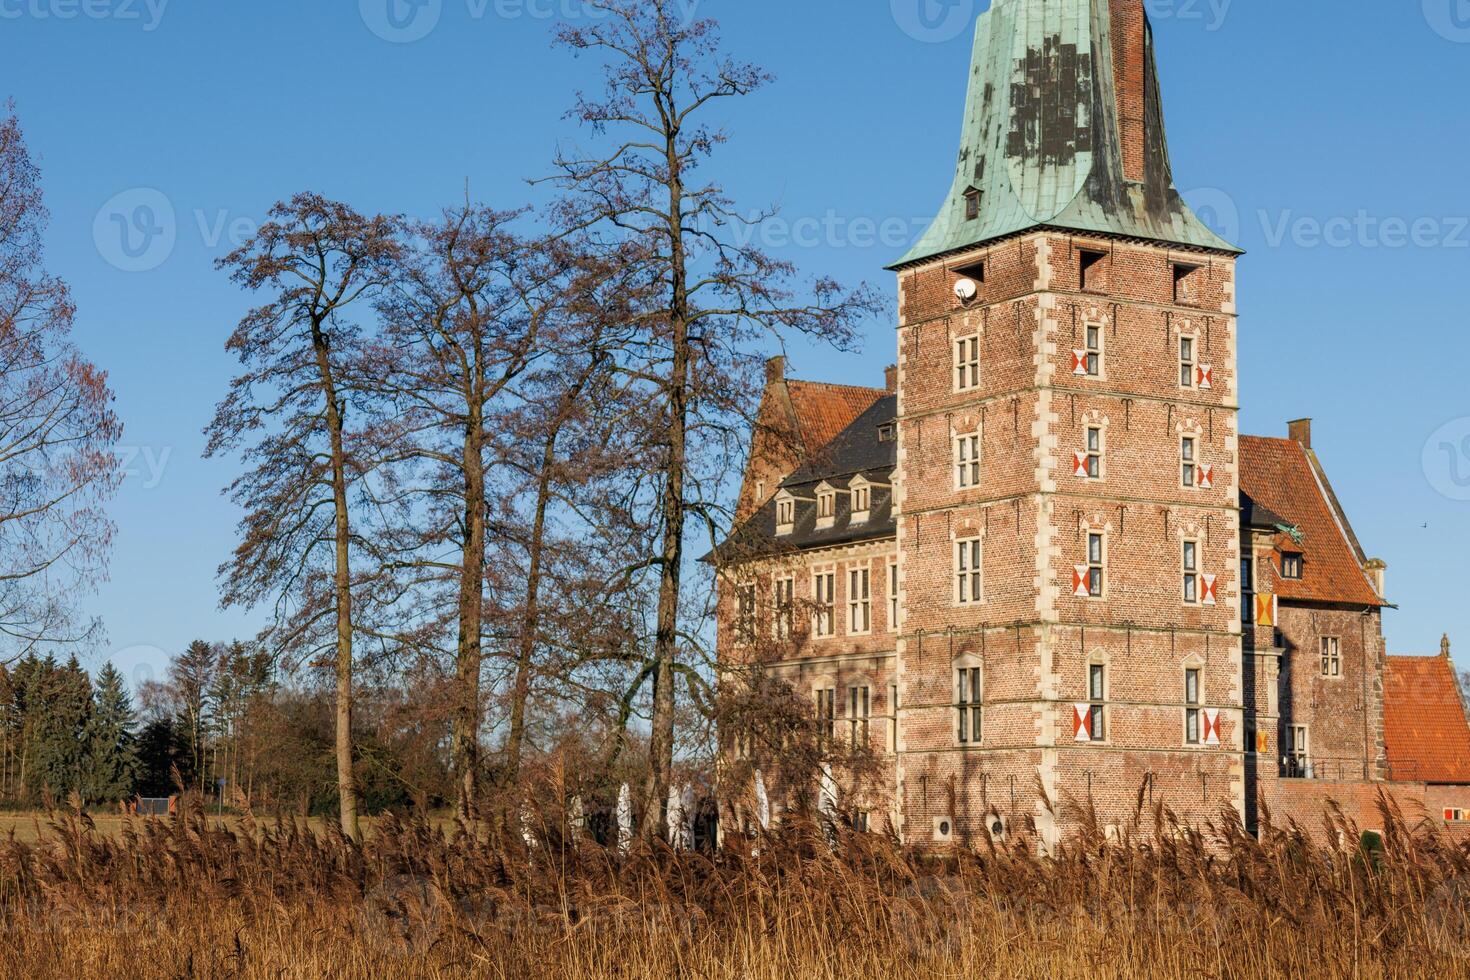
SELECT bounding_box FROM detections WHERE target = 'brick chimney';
[765,355,786,386]
[884,364,898,393]
[1110,0,1147,183]
[1288,418,1313,450]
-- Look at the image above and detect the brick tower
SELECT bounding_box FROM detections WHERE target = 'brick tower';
[888,0,1245,846]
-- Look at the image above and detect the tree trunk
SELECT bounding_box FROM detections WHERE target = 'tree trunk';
[314,323,360,841]
[453,405,487,821]
[506,429,556,790]
[646,140,690,842]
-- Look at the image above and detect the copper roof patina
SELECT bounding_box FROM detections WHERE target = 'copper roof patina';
[894,0,1239,269]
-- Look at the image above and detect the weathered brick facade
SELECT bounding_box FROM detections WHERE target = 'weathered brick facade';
[712,0,1470,849]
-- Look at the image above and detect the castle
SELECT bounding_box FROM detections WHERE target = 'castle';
[713,0,1470,848]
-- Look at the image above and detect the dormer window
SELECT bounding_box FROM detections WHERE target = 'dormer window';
[775,494,795,535]
[815,485,837,530]
[850,480,872,523]
[878,423,896,443]
[1080,249,1109,292]
[1282,552,1304,580]
[964,186,982,221]
[1173,262,1203,305]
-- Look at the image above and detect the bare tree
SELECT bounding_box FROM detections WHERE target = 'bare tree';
[371,204,566,819]
[548,2,880,838]
[206,194,402,839]
[0,103,121,659]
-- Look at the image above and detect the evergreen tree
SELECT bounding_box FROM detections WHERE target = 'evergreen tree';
[26,656,92,799]
[84,663,140,803]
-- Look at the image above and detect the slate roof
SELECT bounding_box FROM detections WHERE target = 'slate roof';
[784,396,897,486]
[895,0,1238,270]
[1239,436,1385,608]
[1384,656,1470,784]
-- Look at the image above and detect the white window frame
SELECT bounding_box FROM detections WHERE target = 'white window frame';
[815,685,836,743]
[1084,425,1103,480]
[954,430,981,489]
[775,494,795,535]
[850,481,871,523]
[848,684,871,747]
[774,575,795,641]
[735,582,758,644]
[1084,323,1103,377]
[954,537,983,606]
[1287,724,1310,775]
[887,560,900,632]
[848,566,872,636]
[1179,336,1197,389]
[1087,662,1108,741]
[954,334,981,392]
[1183,539,1201,605]
[1181,436,1198,488]
[1321,636,1342,679]
[1184,666,1202,745]
[1086,532,1106,598]
[955,660,983,746]
[812,571,836,638]
[815,486,836,528]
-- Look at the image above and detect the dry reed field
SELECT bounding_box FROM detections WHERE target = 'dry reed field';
[0,795,1465,979]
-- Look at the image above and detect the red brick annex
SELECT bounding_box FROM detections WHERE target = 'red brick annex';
[712,0,1470,848]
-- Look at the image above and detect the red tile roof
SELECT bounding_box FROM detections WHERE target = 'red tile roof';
[786,381,886,458]
[1384,656,1470,784]
[1239,436,1384,607]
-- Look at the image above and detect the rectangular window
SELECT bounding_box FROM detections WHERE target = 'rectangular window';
[1088,664,1107,740]
[1085,426,1102,479]
[888,562,899,632]
[1087,533,1105,597]
[776,498,795,528]
[1084,324,1102,376]
[848,567,871,635]
[1287,725,1309,777]
[1181,436,1197,487]
[964,187,982,221]
[1241,558,1255,624]
[774,576,794,640]
[736,584,757,644]
[1179,337,1196,389]
[1321,636,1342,678]
[852,485,871,515]
[955,538,983,605]
[1183,540,1200,604]
[1185,668,1202,745]
[815,687,836,742]
[1282,552,1304,580]
[1173,263,1202,305]
[813,572,835,637]
[889,684,899,754]
[957,666,983,744]
[1080,249,1108,292]
[955,335,981,392]
[848,685,871,747]
[817,492,835,520]
[955,432,981,489]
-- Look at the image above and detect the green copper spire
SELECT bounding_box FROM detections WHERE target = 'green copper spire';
[894,0,1239,268]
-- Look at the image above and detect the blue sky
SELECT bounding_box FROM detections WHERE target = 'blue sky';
[3,0,1468,686]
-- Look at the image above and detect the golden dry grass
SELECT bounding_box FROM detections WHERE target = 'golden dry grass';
[0,796,1464,979]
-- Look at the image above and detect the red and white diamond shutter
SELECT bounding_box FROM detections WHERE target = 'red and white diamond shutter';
[1203,709,1222,746]
[1073,451,1090,479]
[1073,704,1093,742]
[1198,464,1214,490]
[1201,574,1218,606]
[1197,364,1214,390]
[1072,350,1089,376]
[1072,566,1092,599]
